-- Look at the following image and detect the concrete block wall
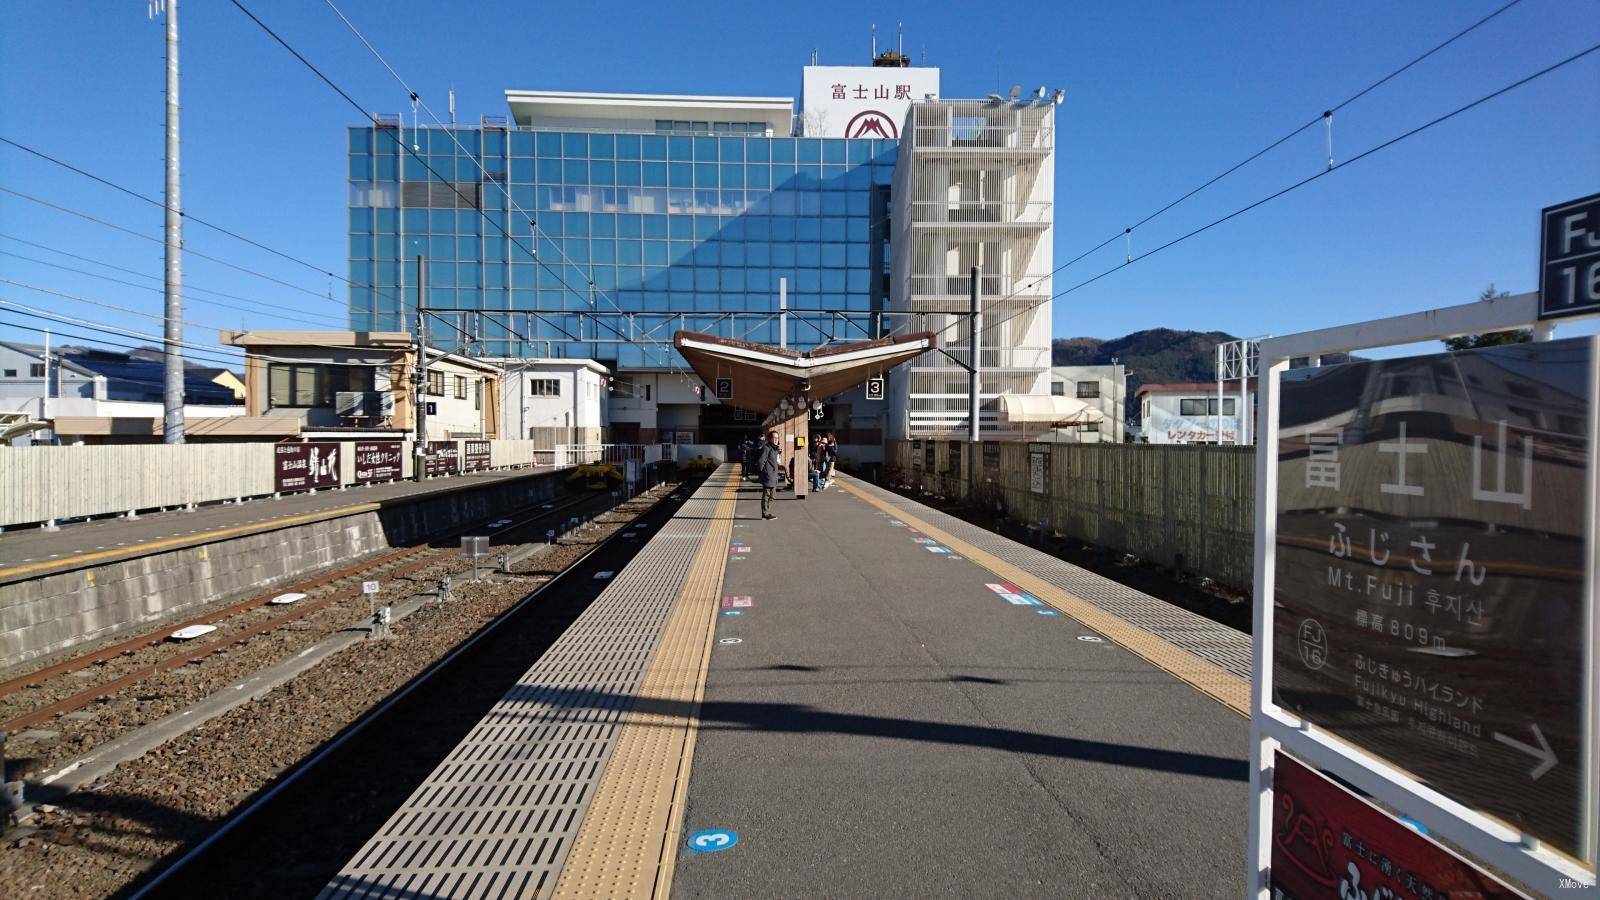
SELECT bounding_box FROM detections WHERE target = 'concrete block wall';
[0,470,564,673]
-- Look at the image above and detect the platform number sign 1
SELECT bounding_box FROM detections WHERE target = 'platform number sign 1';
[865,375,885,401]
[1538,191,1600,320]
[714,378,733,400]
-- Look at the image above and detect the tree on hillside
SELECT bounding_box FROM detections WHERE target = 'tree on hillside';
[1443,285,1530,350]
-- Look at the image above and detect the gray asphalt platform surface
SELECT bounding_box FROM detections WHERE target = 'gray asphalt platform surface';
[0,467,549,580]
[671,479,1250,899]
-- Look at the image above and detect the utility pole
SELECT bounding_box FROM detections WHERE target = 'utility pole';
[413,255,429,481]
[161,0,184,443]
[968,264,982,500]
[778,276,788,349]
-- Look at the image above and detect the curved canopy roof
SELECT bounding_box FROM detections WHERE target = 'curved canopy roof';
[673,330,936,419]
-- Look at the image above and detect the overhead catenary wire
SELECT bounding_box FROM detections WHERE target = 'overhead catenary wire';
[974,0,1534,316]
[225,0,637,350]
[949,37,1600,351]
[0,275,335,335]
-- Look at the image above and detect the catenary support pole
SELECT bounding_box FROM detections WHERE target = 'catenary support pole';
[161,0,184,444]
[968,265,982,501]
[413,254,428,482]
[779,276,788,350]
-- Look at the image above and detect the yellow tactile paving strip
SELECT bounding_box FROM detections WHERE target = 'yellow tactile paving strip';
[839,482,1250,717]
[550,472,738,899]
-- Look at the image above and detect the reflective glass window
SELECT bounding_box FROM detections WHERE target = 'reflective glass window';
[616,161,641,185]
[694,137,717,160]
[562,133,587,157]
[797,139,822,163]
[510,158,534,182]
[510,132,534,155]
[618,214,642,238]
[669,163,692,188]
[822,141,845,164]
[666,216,690,240]
[643,161,667,186]
[563,159,588,183]
[694,163,718,187]
[349,127,373,153]
[591,160,615,185]
[770,139,796,163]
[536,132,562,156]
[667,136,692,160]
[350,207,374,233]
[641,134,666,159]
[615,133,641,158]
[590,134,614,158]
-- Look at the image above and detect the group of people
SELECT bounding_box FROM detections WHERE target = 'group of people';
[741,430,840,520]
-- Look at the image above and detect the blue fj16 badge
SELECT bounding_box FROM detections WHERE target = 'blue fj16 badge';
[687,829,739,852]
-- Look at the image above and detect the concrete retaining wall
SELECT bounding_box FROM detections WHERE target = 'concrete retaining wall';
[0,468,565,674]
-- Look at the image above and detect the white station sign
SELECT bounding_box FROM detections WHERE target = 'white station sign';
[800,65,940,139]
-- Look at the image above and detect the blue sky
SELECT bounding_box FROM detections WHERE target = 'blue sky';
[0,0,1595,370]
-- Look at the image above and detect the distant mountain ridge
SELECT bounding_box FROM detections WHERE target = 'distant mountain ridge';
[1052,329,1238,419]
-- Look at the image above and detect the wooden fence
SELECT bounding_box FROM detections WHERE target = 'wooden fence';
[888,439,1256,591]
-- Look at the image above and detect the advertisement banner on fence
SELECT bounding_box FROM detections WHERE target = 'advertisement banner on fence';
[353,441,402,484]
[1270,752,1519,900]
[464,440,490,472]
[425,441,460,476]
[274,442,340,493]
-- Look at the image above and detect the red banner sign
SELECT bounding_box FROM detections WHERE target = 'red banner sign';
[274,442,341,493]
[1271,752,1522,900]
[353,441,402,484]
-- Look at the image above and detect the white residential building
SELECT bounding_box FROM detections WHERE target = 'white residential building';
[1047,365,1127,443]
[1136,381,1255,445]
[889,98,1056,440]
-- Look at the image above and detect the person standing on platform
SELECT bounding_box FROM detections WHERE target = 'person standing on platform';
[819,432,838,490]
[756,429,783,520]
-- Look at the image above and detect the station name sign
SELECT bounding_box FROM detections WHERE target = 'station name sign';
[1539,191,1600,320]
[1274,338,1593,857]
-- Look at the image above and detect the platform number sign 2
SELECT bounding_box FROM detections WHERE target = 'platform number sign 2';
[1538,191,1600,320]
[865,375,885,401]
[714,378,733,400]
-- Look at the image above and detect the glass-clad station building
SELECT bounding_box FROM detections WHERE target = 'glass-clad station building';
[347,102,896,371]
[345,66,1057,449]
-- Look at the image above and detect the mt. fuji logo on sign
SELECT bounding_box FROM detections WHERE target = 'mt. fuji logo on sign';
[847,110,898,139]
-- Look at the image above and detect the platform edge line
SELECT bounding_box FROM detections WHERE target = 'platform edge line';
[838,480,1250,717]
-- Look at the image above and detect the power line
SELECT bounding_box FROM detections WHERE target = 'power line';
[0,135,351,287]
[980,0,1532,314]
[0,275,326,335]
[321,0,645,341]
[0,293,420,371]
[958,38,1600,350]
[0,185,341,306]
[226,0,636,349]
[0,232,339,317]
[0,249,345,328]
[0,319,250,377]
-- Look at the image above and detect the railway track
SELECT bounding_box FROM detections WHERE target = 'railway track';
[0,478,695,900]
[0,488,610,741]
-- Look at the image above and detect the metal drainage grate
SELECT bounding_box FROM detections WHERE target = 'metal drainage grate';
[319,475,734,900]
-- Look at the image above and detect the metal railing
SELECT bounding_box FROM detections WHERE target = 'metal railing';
[908,200,1052,225]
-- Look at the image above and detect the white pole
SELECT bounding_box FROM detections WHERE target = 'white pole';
[161,0,184,444]
[779,277,788,349]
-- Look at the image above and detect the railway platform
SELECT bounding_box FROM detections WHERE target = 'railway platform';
[0,465,568,586]
[319,465,1252,898]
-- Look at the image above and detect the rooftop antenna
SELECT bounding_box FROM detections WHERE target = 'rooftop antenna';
[898,22,903,58]
[871,24,876,60]
[811,47,818,66]
[448,85,456,125]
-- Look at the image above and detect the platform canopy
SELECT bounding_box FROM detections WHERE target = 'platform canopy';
[673,330,936,422]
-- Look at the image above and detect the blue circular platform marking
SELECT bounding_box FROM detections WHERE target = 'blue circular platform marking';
[687,829,739,853]
[721,610,744,617]
[1035,610,1061,616]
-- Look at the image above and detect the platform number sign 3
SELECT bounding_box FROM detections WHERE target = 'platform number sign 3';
[865,375,885,401]
[1538,191,1600,320]
[715,378,733,400]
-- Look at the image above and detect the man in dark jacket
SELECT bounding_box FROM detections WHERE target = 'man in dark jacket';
[755,429,783,519]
